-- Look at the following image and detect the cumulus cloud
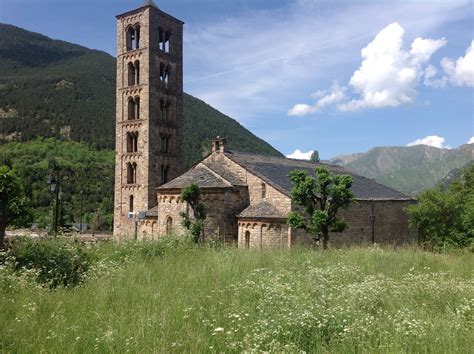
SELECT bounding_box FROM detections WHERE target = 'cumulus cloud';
[441,40,474,87]
[286,149,314,160]
[338,23,446,111]
[289,81,346,116]
[467,137,474,144]
[407,135,451,149]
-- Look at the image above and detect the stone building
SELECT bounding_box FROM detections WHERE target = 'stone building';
[137,138,416,247]
[113,2,416,247]
[114,0,184,236]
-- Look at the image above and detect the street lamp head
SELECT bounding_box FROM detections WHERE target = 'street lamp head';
[48,175,57,192]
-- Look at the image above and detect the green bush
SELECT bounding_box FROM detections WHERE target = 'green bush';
[6,237,91,288]
[407,163,474,250]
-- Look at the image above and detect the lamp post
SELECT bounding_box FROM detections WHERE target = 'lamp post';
[79,190,84,233]
[48,160,60,236]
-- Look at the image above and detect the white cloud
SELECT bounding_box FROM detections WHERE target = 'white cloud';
[289,81,346,116]
[441,40,474,87]
[423,64,448,88]
[338,23,446,111]
[467,137,474,144]
[407,135,451,149]
[286,149,314,160]
[185,0,470,123]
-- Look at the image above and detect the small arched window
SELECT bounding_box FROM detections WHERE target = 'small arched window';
[261,183,266,199]
[134,60,140,85]
[129,195,134,212]
[135,25,141,49]
[126,26,135,51]
[127,162,137,184]
[160,165,170,184]
[128,62,136,86]
[126,132,138,153]
[127,97,135,120]
[166,216,173,234]
[245,231,250,249]
[134,96,140,119]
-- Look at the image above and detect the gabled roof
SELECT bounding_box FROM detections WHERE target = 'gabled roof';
[225,151,412,201]
[157,164,233,190]
[202,160,246,186]
[238,201,287,219]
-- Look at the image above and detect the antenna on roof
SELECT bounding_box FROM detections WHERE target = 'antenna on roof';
[143,0,158,8]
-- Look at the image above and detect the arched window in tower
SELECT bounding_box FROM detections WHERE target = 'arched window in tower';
[160,165,170,184]
[166,216,173,234]
[126,132,133,152]
[127,162,137,184]
[159,27,165,51]
[126,132,139,153]
[261,183,266,199]
[134,96,140,119]
[128,62,136,86]
[127,97,135,120]
[164,30,171,53]
[134,61,140,85]
[129,195,134,213]
[126,26,135,51]
[160,99,166,120]
[165,101,172,120]
[159,62,166,88]
[160,133,171,153]
[133,132,138,152]
[135,25,141,49]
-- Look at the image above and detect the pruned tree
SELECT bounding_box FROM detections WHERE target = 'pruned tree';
[287,167,355,249]
[310,150,320,163]
[0,165,31,248]
[180,184,207,243]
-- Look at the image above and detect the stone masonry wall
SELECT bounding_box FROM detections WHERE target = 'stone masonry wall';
[291,200,417,247]
[238,221,289,249]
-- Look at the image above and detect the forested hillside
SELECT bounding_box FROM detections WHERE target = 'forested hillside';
[0,24,282,166]
[329,144,473,195]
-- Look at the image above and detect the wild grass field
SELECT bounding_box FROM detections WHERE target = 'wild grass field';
[1,239,473,353]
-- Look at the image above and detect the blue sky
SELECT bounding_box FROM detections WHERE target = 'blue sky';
[1,0,473,159]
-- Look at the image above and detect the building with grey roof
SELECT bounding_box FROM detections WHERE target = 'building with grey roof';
[137,138,416,248]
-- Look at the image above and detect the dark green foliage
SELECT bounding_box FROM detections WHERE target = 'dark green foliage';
[406,163,474,250]
[0,138,114,230]
[287,167,355,249]
[5,237,91,288]
[180,184,207,243]
[0,165,31,248]
[310,150,320,163]
[0,24,282,169]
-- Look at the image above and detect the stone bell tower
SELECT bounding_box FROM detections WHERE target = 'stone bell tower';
[114,0,184,237]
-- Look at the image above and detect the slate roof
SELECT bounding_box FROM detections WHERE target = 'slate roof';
[145,206,158,218]
[202,161,246,186]
[157,165,232,190]
[238,201,287,219]
[225,151,412,200]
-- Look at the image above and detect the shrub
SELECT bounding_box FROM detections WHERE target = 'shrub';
[6,237,91,288]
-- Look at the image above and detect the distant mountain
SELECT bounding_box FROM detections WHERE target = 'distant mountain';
[0,24,282,168]
[329,144,473,195]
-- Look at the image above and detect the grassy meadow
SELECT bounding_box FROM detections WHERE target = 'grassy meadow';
[0,240,473,353]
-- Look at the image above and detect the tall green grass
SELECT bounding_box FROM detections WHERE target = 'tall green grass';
[1,242,473,353]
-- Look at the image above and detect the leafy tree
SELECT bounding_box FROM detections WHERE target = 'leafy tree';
[310,150,320,163]
[406,163,474,249]
[287,167,355,249]
[0,165,31,248]
[179,184,207,243]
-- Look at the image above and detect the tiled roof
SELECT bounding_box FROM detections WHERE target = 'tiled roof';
[157,165,232,190]
[238,201,287,219]
[225,151,412,200]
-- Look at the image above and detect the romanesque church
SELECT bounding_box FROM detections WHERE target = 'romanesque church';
[113,1,415,247]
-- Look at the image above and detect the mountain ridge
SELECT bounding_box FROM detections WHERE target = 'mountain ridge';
[0,23,282,168]
[328,144,473,195]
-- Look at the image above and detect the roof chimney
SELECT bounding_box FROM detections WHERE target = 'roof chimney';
[143,0,159,8]
[211,136,227,153]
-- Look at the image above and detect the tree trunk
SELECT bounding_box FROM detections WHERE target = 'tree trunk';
[320,226,329,250]
[0,208,6,249]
